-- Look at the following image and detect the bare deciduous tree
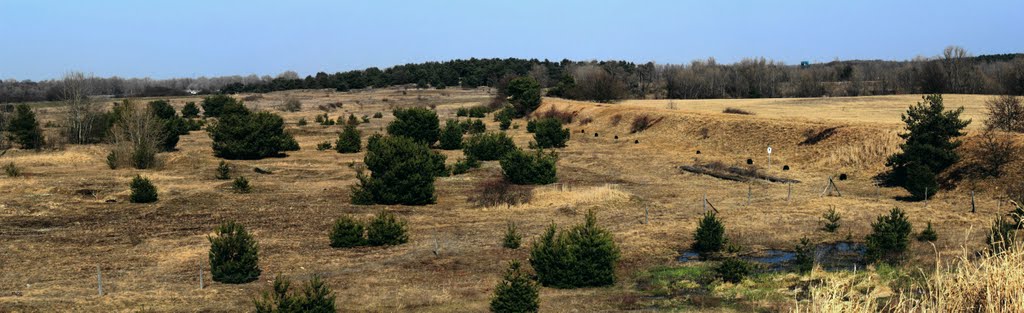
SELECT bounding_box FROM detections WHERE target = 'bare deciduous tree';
[985,95,1024,132]
[61,72,107,144]
[108,100,163,169]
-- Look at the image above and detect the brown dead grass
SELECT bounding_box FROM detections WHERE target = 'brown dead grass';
[0,90,1019,312]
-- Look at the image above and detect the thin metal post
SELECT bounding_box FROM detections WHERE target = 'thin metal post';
[97,266,103,296]
[702,192,707,213]
[971,191,976,213]
[787,183,792,202]
[199,261,204,289]
[925,187,929,206]
[644,207,649,224]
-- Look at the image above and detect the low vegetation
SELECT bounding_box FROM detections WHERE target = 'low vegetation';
[463,132,517,161]
[490,261,539,313]
[253,275,335,313]
[335,124,361,153]
[387,107,439,146]
[530,210,619,288]
[531,118,569,148]
[129,175,158,203]
[692,211,725,257]
[865,207,913,264]
[208,221,261,284]
[500,148,558,185]
[208,103,299,159]
[351,135,444,205]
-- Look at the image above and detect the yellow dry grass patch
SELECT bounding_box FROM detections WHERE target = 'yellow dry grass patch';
[481,184,631,211]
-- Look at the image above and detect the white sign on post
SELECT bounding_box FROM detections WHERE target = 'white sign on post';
[767,145,772,169]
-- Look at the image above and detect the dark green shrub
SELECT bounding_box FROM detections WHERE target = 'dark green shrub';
[822,207,841,232]
[351,136,444,205]
[216,160,231,180]
[315,113,335,126]
[503,221,521,249]
[233,176,252,193]
[329,216,366,248]
[335,124,361,153]
[438,120,464,150]
[106,151,118,169]
[208,108,299,159]
[466,119,486,134]
[347,114,359,126]
[254,275,336,313]
[184,118,204,131]
[917,222,938,242]
[905,164,938,200]
[529,210,619,288]
[532,118,569,148]
[794,237,814,274]
[490,260,540,313]
[366,211,408,246]
[201,94,239,118]
[715,258,751,283]
[463,132,517,161]
[865,207,913,264]
[456,107,469,117]
[361,115,370,123]
[297,117,308,126]
[208,221,260,284]
[692,211,725,257]
[467,106,490,118]
[387,107,439,145]
[316,141,332,151]
[451,156,480,175]
[498,113,512,131]
[500,148,557,185]
[149,100,189,151]
[129,175,158,203]
[181,101,200,118]
[526,120,537,133]
[7,104,44,150]
[372,112,383,118]
[507,77,542,118]
[885,94,969,200]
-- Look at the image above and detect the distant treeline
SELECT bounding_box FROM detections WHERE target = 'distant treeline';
[3,47,1022,103]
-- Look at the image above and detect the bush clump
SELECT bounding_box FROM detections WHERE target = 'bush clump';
[201,94,239,118]
[232,176,252,193]
[463,132,517,161]
[335,124,362,153]
[531,118,569,148]
[351,136,445,205]
[692,211,725,257]
[181,101,200,118]
[7,104,44,150]
[500,148,558,185]
[129,175,158,203]
[216,160,231,180]
[387,107,440,145]
[503,221,522,249]
[282,97,302,112]
[366,211,408,246]
[490,260,540,313]
[865,207,913,264]
[917,222,938,242]
[530,210,619,288]
[822,206,841,232]
[208,221,261,284]
[438,120,464,150]
[254,275,335,313]
[208,105,299,159]
[987,216,1016,253]
[451,156,481,175]
[3,162,20,177]
[507,77,542,118]
[715,258,751,283]
[794,237,814,274]
[316,141,332,151]
[329,216,366,248]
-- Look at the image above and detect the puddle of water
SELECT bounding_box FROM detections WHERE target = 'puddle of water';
[815,241,866,271]
[678,251,702,262]
[678,241,867,272]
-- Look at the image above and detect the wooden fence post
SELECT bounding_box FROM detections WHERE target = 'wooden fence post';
[97,266,103,296]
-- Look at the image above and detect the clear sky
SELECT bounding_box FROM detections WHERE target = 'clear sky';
[1,0,1022,80]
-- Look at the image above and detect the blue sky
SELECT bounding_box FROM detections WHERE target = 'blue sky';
[1,0,1022,80]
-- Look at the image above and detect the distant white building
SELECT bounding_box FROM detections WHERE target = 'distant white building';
[186,89,200,95]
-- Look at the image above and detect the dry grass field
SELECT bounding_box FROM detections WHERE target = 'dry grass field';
[1,88,1019,312]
